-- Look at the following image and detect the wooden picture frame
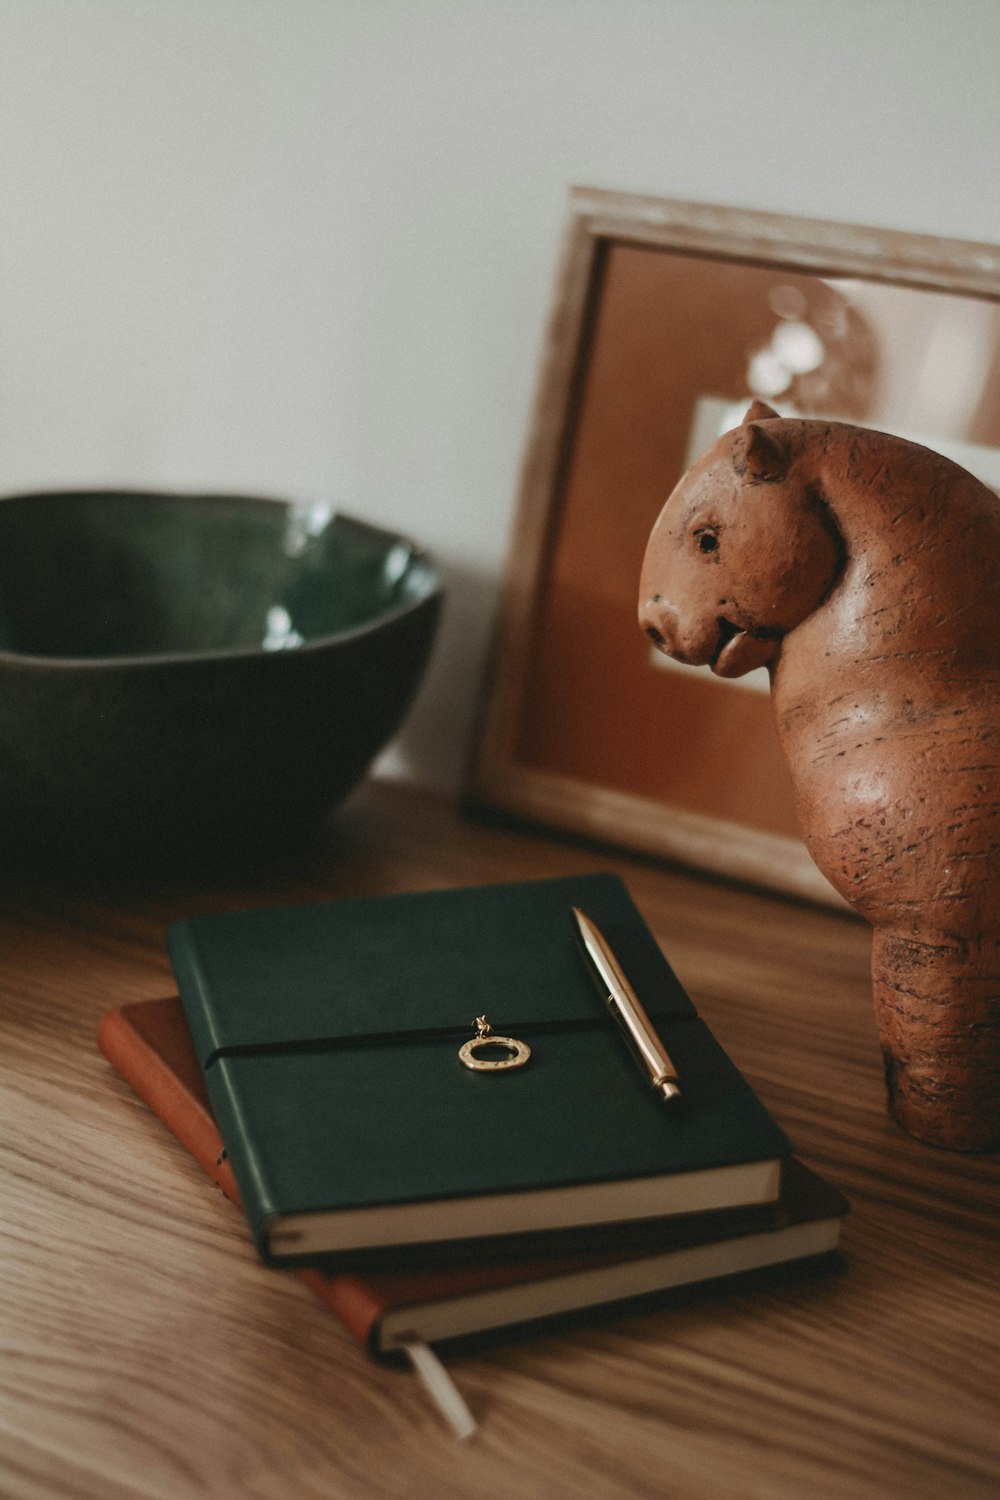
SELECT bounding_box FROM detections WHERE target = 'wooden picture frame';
[469,187,1000,906]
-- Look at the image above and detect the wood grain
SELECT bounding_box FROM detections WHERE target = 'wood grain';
[2,779,998,1499]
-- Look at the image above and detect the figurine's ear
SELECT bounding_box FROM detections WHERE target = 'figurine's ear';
[742,400,781,424]
[735,421,789,482]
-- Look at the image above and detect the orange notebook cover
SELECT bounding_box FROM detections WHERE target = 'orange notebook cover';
[98,996,846,1360]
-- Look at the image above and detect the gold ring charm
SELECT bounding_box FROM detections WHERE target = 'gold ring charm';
[458,1015,531,1072]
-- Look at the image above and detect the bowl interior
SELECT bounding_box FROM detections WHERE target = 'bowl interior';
[0,493,438,659]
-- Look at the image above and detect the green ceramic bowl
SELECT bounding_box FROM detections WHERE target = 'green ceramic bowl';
[0,491,443,877]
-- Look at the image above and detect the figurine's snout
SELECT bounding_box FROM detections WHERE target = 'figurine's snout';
[639,598,686,661]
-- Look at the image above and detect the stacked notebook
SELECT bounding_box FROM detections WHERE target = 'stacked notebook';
[99,872,847,1437]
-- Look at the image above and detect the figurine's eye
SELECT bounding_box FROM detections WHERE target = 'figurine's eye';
[694,529,719,554]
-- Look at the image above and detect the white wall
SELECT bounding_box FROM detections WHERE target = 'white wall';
[3,0,999,789]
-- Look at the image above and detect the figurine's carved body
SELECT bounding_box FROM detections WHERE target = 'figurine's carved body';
[640,403,1000,1150]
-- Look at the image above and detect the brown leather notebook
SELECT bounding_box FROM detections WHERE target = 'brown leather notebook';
[98,996,847,1359]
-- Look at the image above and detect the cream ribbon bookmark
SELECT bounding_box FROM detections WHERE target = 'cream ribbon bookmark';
[399,1339,478,1440]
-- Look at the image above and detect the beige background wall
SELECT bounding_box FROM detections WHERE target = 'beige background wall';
[2,0,998,788]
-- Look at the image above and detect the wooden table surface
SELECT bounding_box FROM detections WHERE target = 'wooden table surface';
[2,778,998,1500]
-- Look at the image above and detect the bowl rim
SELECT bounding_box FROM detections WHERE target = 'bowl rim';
[0,490,443,670]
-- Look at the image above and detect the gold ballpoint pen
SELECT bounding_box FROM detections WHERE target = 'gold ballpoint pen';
[571,907,683,1104]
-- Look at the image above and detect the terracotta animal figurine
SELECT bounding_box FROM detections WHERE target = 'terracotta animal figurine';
[639,400,1000,1151]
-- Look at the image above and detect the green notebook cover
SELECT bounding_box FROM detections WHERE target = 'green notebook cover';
[167,873,792,1266]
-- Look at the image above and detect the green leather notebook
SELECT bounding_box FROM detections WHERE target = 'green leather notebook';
[167,873,792,1266]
